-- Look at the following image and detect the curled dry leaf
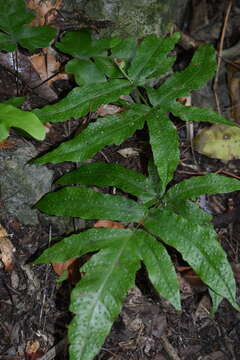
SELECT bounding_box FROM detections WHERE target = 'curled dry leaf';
[52,257,77,276]
[94,220,125,229]
[0,225,15,270]
[27,0,63,26]
[0,140,16,150]
[30,49,69,87]
[96,104,125,117]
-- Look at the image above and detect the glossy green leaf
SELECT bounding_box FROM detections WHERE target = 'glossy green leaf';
[33,80,133,123]
[149,44,217,108]
[33,104,148,164]
[0,103,45,140]
[69,234,140,360]
[34,228,132,263]
[56,162,157,202]
[165,173,240,203]
[209,289,223,315]
[56,30,121,58]
[147,110,179,191]
[135,230,181,310]
[17,25,57,51]
[0,0,56,51]
[169,103,236,127]
[94,57,123,78]
[128,33,179,83]
[111,37,137,59]
[2,97,25,107]
[167,200,212,225]
[66,59,106,85]
[144,208,238,308]
[36,186,146,222]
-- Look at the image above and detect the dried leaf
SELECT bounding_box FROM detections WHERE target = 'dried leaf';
[52,257,77,275]
[0,140,16,149]
[0,224,15,270]
[94,220,125,229]
[27,0,63,26]
[194,124,240,161]
[96,104,124,117]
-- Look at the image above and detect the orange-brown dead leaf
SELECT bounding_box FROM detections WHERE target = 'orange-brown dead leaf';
[52,257,77,275]
[0,225,15,270]
[52,257,81,284]
[177,265,206,291]
[30,50,69,86]
[25,340,43,360]
[94,220,125,229]
[0,140,16,150]
[26,0,63,26]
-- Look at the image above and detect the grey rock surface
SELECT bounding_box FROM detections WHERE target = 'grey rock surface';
[64,0,189,37]
[0,138,53,225]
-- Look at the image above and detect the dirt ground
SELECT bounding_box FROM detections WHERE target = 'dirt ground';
[1,0,240,359]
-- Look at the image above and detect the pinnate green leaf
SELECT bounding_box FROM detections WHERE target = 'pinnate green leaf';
[56,162,157,202]
[0,103,45,140]
[69,235,140,360]
[33,103,148,164]
[34,228,132,263]
[33,80,133,123]
[135,230,181,310]
[56,30,121,58]
[149,44,217,108]
[128,33,179,83]
[66,59,106,85]
[165,173,240,203]
[36,187,146,222]
[144,208,238,308]
[147,110,179,191]
[167,199,212,225]
[169,103,236,127]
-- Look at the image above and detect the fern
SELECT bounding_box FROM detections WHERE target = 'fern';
[32,30,240,360]
[0,0,56,51]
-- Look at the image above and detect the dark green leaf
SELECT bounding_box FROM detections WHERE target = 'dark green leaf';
[144,208,238,308]
[2,97,25,107]
[33,80,133,123]
[56,162,157,202]
[0,103,45,140]
[111,37,137,59]
[148,44,217,107]
[66,59,106,85]
[166,200,213,225]
[135,230,181,310]
[69,234,140,360]
[33,104,148,164]
[128,33,179,83]
[169,103,236,127]
[0,0,56,51]
[17,25,57,51]
[165,173,240,203]
[36,186,146,222]
[56,30,121,58]
[94,57,123,78]
[147,110,179,191]
[34,228,132,263]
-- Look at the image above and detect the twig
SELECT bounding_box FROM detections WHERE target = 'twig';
[38,338,68,360]
[160,334,181,360]
[213,0,233,114]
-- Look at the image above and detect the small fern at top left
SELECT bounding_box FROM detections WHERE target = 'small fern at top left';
[0,0,57,51]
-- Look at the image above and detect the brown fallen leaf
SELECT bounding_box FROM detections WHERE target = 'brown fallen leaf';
[96,104,125,117]
[26,0,63,26]
[25,340,43,360]
[0,140,16,150]
[94,220,125,229]
[0,224,15,270]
